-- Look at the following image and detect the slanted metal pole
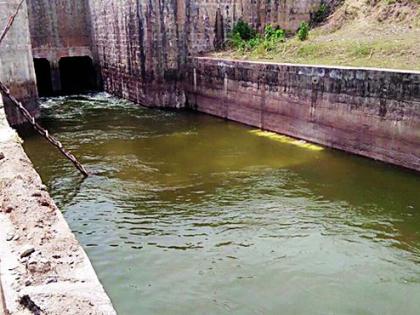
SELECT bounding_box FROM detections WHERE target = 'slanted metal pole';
[0,83,90,177]
[0,0,90,177]
[0,0,25,45]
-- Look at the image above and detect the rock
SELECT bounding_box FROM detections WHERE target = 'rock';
[40,185,47,191]
[45,277,58,284]
[6,233,15,241]
[25,280,32,286]
[33,263,51,274]
[32,191,42,197]
[20,247,35,258]
[19,295,42,314]
[5,205,14,213]
[0,152,4,160]
[39,198,50,207]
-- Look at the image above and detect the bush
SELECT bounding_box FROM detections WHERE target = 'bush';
[231,19,256,41]
[264,24,286,40]
[263,25,286,50]
[228,20,257,50]
[298,22,310,41]
[247,36,262,49]
[230,32,246,50]
[228,21,286,53]
[264,25,286,41]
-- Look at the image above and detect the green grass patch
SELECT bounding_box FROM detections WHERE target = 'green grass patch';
[350,44,373,57]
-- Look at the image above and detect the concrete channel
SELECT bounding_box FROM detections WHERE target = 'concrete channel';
[0,96,116,314]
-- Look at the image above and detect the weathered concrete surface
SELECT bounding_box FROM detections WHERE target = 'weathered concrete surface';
[0,97,116,314]
[186,57,420,171]
[87,0,321,108]
[0,262,6,315]
[2,0,323,109]
[87,0,187,108]
[27,0,93,60]
[27,0,98,94]
[0,0,39,126]
[0,278,5,315]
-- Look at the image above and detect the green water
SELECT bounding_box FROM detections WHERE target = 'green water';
[22,93,420,315]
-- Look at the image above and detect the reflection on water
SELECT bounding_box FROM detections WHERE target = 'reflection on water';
[22,93,420,315]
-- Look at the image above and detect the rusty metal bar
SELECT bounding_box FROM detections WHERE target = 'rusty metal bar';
[0,0,90,177]
[0,82,90,177]
[0,0,25,45]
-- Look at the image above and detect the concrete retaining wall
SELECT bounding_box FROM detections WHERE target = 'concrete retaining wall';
[186,57,420,171]
[0,0,39,126]
[87,0,321,108]
[0,96,116,314]
[2,0,323,112]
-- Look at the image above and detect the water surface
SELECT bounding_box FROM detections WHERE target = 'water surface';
[22,93,420,315]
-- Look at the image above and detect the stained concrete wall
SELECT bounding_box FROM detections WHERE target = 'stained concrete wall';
[87,0,321,108]
[27,0,96,94]
[27,0,92,59]
[186,57,420,171]
[87,0,186,107]
[0,0,39,126]
[0,0,323,120]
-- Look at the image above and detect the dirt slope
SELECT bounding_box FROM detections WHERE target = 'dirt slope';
[214,0,420,70]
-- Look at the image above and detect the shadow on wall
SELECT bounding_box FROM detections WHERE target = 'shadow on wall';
[33,56,98,96]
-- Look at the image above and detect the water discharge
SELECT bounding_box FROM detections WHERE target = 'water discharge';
[21,93,420,315]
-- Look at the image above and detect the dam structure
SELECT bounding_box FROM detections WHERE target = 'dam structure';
[0,0,419,314]
[0,0,418,171]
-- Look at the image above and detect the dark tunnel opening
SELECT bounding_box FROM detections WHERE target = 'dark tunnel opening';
[33,58,53,97]
[59,56,98,94]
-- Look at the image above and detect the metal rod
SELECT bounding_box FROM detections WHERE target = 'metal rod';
[0,0,90,177]
[0,82,90,177]
[0,0,25,45]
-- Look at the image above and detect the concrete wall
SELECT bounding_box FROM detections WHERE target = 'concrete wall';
[27,0,93,60]
[27,0,96,93]
[0,0,323,120]
[186,57,420,171]
[87,0,321,108]
[0,0,39,126]
[87,0,186,107]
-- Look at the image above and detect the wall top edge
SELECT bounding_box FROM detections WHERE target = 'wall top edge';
[192,56,420,75]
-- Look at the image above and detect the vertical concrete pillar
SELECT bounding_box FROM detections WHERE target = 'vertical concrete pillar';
[50,60,62,95]
[214,8,224,50]
[0,0,39,125]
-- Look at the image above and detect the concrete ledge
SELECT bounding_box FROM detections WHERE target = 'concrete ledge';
[0,97,116,314]
[197,56,420,74]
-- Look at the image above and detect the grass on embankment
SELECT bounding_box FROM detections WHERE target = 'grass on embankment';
[212,0,420,71]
